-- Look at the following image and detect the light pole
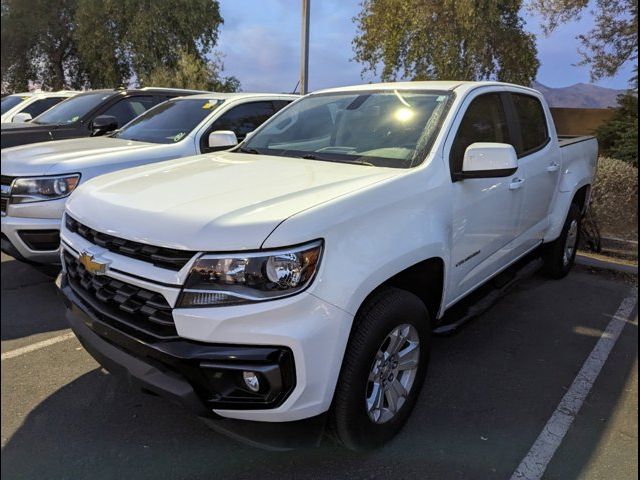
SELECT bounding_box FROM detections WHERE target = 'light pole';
[300,0,310,94]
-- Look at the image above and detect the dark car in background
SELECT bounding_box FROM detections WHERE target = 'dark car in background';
[0,87,208,149]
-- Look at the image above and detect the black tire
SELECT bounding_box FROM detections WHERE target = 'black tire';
[329,287,431,451]
[542,203,582,279]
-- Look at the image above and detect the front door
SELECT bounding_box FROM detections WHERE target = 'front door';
[445,91,526,305]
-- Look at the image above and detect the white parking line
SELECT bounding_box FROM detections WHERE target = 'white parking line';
[1,331,76,361]
[510,288,638,480]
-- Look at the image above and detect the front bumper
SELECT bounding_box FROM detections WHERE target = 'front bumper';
[1,215,62,264]
[58,274,328,449]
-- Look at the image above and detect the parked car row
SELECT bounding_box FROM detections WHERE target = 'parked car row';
[1,81,598,451]
[1,91,296,263]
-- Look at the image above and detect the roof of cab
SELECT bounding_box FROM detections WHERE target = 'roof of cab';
[313,80,540,95]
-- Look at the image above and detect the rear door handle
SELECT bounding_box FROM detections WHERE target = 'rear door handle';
[509,177,525,190]
[546,162,560,172]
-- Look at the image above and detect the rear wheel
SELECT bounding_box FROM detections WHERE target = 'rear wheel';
[542,203,582,279]
[329,287,431,451]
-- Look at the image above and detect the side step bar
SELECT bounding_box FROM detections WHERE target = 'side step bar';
[434,256,544,335]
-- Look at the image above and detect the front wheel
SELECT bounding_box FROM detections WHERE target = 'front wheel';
[542,203,582,279]
[329,287,431,451]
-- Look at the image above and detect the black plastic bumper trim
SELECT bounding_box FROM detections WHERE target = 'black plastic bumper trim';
[58,274,296,410]
[58,275,325,450]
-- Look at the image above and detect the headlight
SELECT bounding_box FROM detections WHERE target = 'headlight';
[11,174,80,204]
[178,240,323,307]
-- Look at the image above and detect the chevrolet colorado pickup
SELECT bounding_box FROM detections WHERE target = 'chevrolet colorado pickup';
[57,81,597,451]
[1,93,295,265]
[0,87,206,149]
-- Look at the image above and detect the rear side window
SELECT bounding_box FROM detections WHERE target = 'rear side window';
[511,93,548,154]
[101,96,167,128]
[450,93,512,174]
[21,97,66,118]
[211,101,277,141]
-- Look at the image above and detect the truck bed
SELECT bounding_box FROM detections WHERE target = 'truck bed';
[558,135,596,148]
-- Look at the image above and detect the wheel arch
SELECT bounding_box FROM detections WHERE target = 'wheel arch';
[353,256,445,329]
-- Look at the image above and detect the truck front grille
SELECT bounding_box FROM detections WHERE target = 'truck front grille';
[0,176,14,186]
[63,249,178,340]
[1,176,13,215]
[65,215,196,271]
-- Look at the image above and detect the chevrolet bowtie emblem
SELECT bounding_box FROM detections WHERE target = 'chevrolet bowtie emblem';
[78,251,109,275]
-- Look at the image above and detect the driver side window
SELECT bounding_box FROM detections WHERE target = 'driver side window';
[450,93,512,175]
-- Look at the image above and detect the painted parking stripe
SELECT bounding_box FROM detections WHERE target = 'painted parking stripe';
[511,288,638,480]
[1,331,76,361]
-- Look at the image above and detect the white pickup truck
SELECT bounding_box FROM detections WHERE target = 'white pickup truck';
[57,81,597,451]
[1,93,296,265]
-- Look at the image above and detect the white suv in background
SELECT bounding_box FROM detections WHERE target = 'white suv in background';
[1,92,296,264]
[1,91,79,123]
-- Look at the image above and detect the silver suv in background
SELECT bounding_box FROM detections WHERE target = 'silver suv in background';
[1,92,297,264]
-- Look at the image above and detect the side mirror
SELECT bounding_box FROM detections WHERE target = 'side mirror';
[208,130,238,149]
[91,115,118,136]
[460,143,518,179]
[12,112,32,123]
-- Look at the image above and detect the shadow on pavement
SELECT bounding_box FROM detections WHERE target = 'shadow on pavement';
[1,256,66,341]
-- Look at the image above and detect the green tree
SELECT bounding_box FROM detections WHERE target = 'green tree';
[141,49,240,92]
[1,0,81,90]
[529,0,638,81]
[353,0,539,84]
[596,74,638,166]
[1,0,238,91]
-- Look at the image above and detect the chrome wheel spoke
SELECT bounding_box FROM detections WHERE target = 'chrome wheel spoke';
[367,382,383,412]
[386,329,405,355]
[390,377,407,401]
[396,343,419,371]
[385,385,399,413]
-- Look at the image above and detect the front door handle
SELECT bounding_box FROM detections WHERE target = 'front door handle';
[509,177,525,190]
[546,162,560,172]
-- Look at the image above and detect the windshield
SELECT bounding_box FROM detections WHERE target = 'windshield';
[1,95,26,114]
[32,92,111,125]
[242,90,452,168]
[114,98,223,143]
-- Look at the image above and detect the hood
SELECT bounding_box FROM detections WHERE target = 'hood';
[66,151,401,251]
[1,137,169,176]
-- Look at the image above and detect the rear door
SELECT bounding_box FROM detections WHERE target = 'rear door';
[506,92,561,249]
[446,90,526,302]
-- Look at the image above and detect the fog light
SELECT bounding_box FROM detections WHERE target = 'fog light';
[243,371,260,392]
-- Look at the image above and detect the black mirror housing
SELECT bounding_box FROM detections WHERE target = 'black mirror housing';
[91,115,118,136]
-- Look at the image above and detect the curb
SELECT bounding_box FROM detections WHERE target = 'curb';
[576,254,638,275]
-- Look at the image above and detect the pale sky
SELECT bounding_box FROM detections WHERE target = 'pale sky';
[216,0,635,93]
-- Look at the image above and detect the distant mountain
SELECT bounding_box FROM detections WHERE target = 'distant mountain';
[532,81,626,108]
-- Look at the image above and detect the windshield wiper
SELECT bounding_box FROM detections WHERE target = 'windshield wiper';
[238,147,260,154]
[299,153,373,166]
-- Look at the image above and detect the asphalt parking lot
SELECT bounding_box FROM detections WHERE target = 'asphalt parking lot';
[1,252,637,480]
